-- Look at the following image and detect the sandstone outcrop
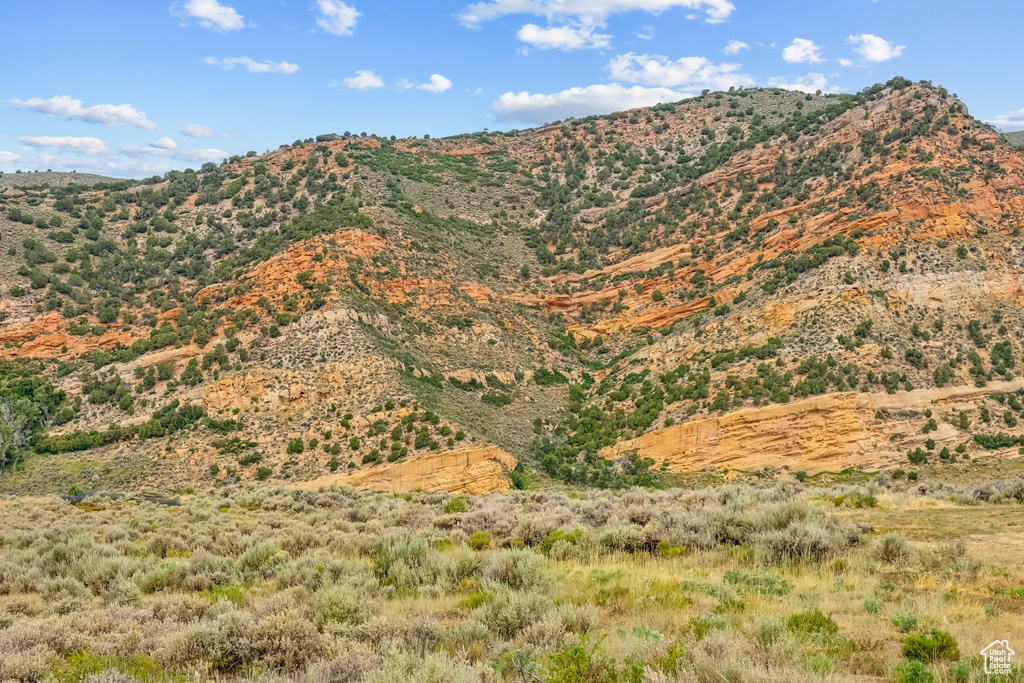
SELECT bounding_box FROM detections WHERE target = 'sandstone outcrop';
[0,312,133,360]
[295,445,518,494]
[201,359,399,412]
[602,380,1024,475]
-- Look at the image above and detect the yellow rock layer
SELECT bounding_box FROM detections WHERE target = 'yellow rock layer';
[294,445,518,494]
[602,380,1024,475]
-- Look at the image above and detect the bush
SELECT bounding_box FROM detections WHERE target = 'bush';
[373,538,474,592]
[312,584,366,630]
[892,614,919,633]
[444,497,467,514]
[894,658,935,683]
[482,549,548,590]
[476,591,547,640]
[875,532,915,564]
[902,630,960,662]
[786,608,839,636]
[470,531,490,550]
[481,391,513,406]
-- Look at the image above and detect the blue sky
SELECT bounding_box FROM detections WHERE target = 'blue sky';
[1,0,1022,178]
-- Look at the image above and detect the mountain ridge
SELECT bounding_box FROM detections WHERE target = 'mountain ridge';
[2,76,1024,494]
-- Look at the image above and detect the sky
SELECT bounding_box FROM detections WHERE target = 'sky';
[1,0,1022,178]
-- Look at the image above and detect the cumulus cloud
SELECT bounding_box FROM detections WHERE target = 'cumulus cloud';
[337,70,385,90]
[150,137,177,150]
[176,0,244,31]
[203,57,300,74]
[607,52,753,90]
[848,34,904,62]
[723,40,748,55]
[493,83,684,123]
[838,58,854,67]
[7,95,157,130]
[782,38,824,64]
[767,73,836,94]
[18,136,111,156]
[418,74,453,93]
[316,0,360,36]
[517,23,611,50]
[0,151,24,164]
[180,123,228,138]
[460,0,735,27]
[989,107,1024,132]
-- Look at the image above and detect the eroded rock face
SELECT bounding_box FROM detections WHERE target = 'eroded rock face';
[201,359,399,412]
[295,445,518,494]
[602,380,1024,474]
[0,312,132,360]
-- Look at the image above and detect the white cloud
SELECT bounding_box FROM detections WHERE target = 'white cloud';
[7,95,157,130]
[848,34,904,62]
[180,123,228,138]
[990,107,1024,132]
[767,73,836,94]
[606,52,753,91]
[177,0,244,31]
[517,23,611,50]
[782,38,824,64]
[838,57,854,67]
[418,74,453,93]
[0,151,24,164]
[493,83,684,123]
[18,136,111,156]
[316,0,360,36]
[460,0,735,26]
[150,137,177,150]
[338,70,385,90]
[723,40,748,55]
[636,26,655,40]
[204,57,300,74]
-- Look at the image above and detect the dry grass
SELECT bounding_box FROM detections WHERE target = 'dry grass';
[0,481,1021,682]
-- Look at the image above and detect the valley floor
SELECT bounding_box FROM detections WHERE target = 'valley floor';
[1,476,1022,683]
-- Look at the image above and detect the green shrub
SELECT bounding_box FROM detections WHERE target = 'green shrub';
[444,497,467,514]
[786,608,838,637]
[470,531,491,550]
[894,658,935,683]
[723,570,793,596]
[482,391,513,406]
[902,630,960,662]
[892,614,919,633]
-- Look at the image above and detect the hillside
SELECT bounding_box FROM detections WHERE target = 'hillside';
[0,171,122,190]
[2,76,1024,495]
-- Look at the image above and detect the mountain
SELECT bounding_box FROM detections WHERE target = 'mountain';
[2,76,1024,495]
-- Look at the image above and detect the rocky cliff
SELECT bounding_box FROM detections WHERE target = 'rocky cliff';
[603,380,1024,475]
[295,445,518,494]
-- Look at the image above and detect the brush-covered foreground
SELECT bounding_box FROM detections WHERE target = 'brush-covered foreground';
[1,477,1023,683]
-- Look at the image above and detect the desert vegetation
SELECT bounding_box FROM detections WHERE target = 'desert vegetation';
[1,477,1023,683]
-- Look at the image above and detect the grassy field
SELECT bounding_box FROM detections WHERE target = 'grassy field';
[1,477,1023,683]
